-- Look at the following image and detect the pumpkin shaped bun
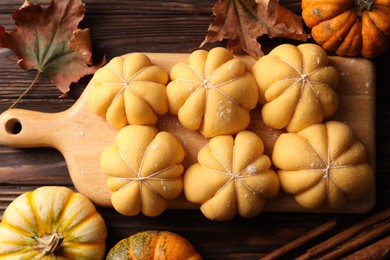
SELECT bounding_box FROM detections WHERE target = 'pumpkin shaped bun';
[167,47,258,138]
[184,131,279,221]
[100,125,185,217]
[0,186,107,259]
[252,43,339,133]
[87,53,169,128]
[272,121,374,209]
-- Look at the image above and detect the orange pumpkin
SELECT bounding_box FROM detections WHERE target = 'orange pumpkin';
[302,0,390,58]
[106,230,202,260]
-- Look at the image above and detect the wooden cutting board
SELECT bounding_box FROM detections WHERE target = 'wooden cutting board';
[0,53,376,214]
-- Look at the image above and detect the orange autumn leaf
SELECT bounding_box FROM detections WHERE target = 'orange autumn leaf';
[201,0,309,58]
[0,0,103,95]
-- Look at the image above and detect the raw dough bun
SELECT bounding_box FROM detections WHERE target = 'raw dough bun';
[252,43,339,132]
[88,53,169,128]
[272,121,374,209]
[184,131,279,221]
[100,125,185,217]
[167,47,258,138]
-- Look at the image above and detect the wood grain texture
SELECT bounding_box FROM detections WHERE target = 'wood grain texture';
[0,0,389,259]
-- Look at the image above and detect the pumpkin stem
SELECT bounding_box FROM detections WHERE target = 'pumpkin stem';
[354,0,375,12]
[35,233,64,255]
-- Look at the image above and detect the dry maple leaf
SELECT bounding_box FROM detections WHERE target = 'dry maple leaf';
[201,0,309,58]
[0,0,103,106]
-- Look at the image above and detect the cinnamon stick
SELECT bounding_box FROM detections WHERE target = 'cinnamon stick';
[296,208,390,260]
[317,220,390,260]
[260,219,337,260]
[341,235,390,260]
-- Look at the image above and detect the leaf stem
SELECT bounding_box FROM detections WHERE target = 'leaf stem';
[8,71,41,110]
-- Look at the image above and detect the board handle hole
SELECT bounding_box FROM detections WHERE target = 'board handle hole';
[5,118,22,135]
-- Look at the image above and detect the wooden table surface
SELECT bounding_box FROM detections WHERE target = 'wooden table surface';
[1,0,389,259]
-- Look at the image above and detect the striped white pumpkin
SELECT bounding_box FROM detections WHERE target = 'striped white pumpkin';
[0,186,107,259]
